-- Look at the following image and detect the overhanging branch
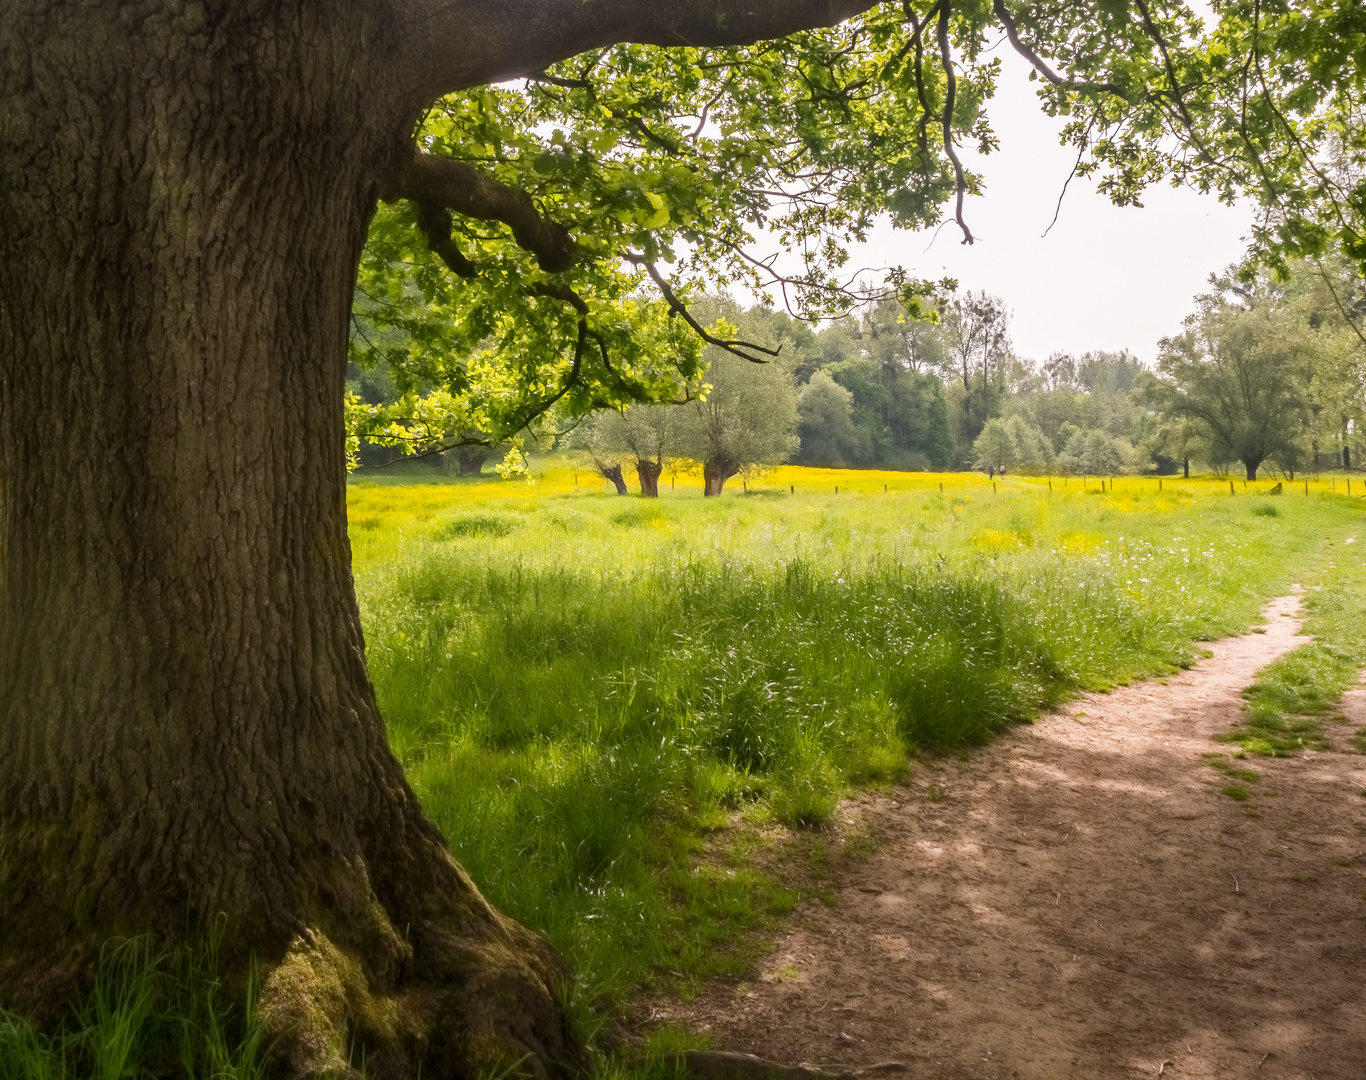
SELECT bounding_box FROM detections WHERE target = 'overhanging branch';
[1131,0,1220,171]
[382,149,576,273]
[411,0,883,96]
[624,254,784,364]
[902,0,941,149]
[936,1,974,245]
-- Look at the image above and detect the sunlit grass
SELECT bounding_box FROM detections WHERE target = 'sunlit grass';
[348,457,1363,1006]
[0,938,265,1080]
[1222,542,1366,756]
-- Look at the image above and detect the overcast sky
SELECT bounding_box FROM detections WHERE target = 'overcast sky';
[830,44,1251,368]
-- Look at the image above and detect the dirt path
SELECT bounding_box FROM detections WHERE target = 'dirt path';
[664,593,1366,1079]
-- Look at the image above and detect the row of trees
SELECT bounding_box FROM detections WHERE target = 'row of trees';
[777,256,1365,484]
[559,298,955,492]
[570,337,799,497]
[958,257,1366,482]
[354,253,1364,494]
[1148,258,1366,480]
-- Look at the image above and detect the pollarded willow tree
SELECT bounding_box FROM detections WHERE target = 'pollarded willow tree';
[680,344,803,495]
[2,1,1363,1077]
[1152,283,1315,480]
[571,406,681,497]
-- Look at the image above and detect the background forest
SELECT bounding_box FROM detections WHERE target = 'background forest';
[350,256,1366,484]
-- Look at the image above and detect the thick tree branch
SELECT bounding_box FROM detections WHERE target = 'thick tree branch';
[408,0,882,97]
[1131,0,1223,173]
[902,0,941,148]
[382,149,576,273]
[414,202,478,277]
[527,282,589,314]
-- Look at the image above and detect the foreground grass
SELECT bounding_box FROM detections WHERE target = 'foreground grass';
[0,939,265,1080]
[6,469,1357,1077]
[1221,534,1366,756]
[348,462,1361,1012]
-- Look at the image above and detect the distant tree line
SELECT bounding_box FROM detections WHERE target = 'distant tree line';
[348,256,1366,487]
[784,254,1366,483]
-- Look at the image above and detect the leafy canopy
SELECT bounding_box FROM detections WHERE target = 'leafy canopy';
[351,0,1366,465]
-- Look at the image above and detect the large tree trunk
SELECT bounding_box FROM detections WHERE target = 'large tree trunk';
[457,447,494,476]
[1245,459,1261,481]
[0,7,569,1078]
[703,461,739,496]
[636,459,663,498]
[600,463,630,495]
[0,0,892,1074]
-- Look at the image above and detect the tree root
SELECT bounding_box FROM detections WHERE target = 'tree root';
[256,879,577,1080]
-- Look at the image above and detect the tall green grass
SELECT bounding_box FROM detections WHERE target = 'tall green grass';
[1223,539,1366,756]
[0,938,265,1080]
[350,471,1361,1006]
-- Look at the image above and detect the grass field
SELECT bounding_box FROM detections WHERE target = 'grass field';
[347,459,1364,1020]
[5,463,1362,1076]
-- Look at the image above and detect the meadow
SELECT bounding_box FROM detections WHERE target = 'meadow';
[347,460,1364,1020]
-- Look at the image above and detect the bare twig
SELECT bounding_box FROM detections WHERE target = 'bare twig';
[1043,120,1094,237]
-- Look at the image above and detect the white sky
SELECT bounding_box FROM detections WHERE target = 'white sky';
[832,45,1251,367]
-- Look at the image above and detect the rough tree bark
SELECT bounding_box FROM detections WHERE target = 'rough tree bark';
[0,1,877,1077]
[1245,459,1262,481]
[598,464,630,495]
[636,460,662,498]
[703,462,740,496]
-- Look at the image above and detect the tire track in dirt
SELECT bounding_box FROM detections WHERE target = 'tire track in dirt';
[663,592,1366,1078]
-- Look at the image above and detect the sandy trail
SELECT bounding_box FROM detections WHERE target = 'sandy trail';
[664,593,1366,1079]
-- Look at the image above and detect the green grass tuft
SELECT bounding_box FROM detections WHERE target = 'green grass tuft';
[1204,753,1261,782]
[0,937,266,1080]
[438,512,518,538]
[610,505,671,528]
[1222,553,1366,756]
